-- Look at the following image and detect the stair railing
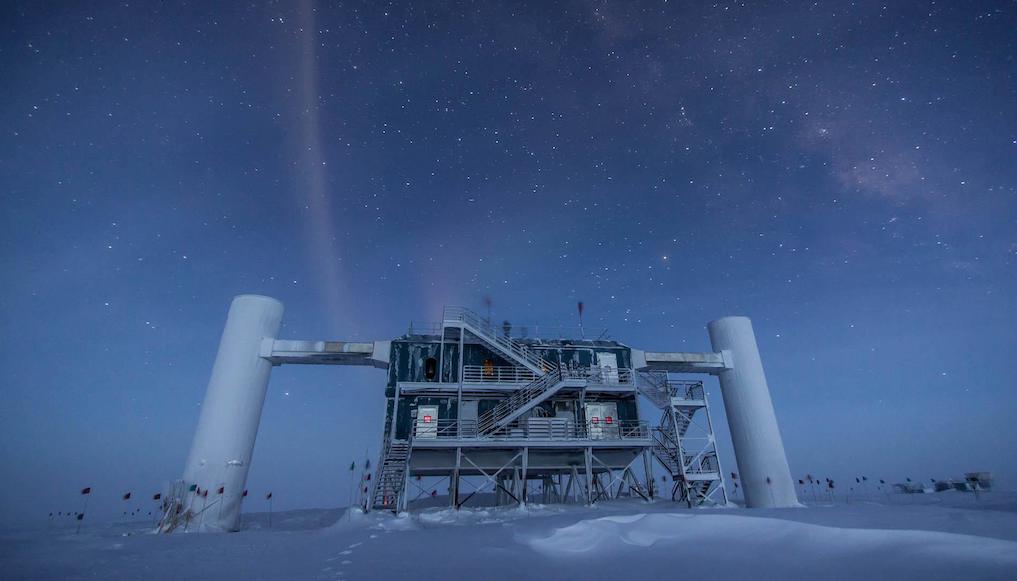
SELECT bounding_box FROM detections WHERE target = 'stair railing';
[443,306,547,373]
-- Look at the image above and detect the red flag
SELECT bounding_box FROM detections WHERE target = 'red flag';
[80,487,91,495]
[202,489,208,498]
[217,486,224,495]
[152,493,161,501]
[122,492,131,501]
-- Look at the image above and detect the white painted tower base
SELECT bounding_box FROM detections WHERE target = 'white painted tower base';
[708,316,798,508]
[181,294,284,531]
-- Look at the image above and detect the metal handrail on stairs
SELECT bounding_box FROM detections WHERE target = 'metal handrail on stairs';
[476,367,566,434]
[443,306,547,374]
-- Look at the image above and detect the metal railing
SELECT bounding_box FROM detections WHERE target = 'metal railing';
[673,380,705,401]
[476,367,565,433]
[412,319,610,341]
[564,366,634,385]
[637,373,705,408]
[443,306,547,373]
[407,321,443,336]
[684,451,719,475]
[462,364,634,386]
[463,365,539,384]
[413,418,650,442]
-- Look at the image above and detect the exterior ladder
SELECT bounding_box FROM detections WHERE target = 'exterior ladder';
[370,440,410,512]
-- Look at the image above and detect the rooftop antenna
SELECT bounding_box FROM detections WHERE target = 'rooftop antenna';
[577,301,585,339]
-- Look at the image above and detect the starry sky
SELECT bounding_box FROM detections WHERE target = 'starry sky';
[1,1,1015,527]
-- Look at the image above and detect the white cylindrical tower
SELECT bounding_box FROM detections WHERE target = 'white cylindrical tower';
[708,316,798,508]
[181,294,284,531]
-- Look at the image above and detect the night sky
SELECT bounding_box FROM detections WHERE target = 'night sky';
[2,1,1015,527]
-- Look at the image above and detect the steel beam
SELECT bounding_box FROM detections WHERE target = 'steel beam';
[263,339,390,368]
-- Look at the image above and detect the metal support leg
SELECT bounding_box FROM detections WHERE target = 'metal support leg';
[452,447,461,509]
[521,447,529,507]
[566,468,577,504]
[585,448,594,505]
[643,449,654,500]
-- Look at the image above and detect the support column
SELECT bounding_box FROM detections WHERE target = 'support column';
[584,448,594,504]
[708,316,797,508]
[642,449,654,500]
[181,294,284,531]
[520,447,529,506]
[451,447,461,509]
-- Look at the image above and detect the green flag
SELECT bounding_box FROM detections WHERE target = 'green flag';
[188,484,197,491]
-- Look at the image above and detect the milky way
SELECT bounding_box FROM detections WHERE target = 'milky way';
[1,1,1015,525]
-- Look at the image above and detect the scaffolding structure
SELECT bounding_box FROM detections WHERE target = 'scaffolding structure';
[171,294,799,532]
[369,306,727,512]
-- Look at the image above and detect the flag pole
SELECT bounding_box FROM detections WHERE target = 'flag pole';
[76,490,90,535]
[197,490,208,532]
[347,460,356,520]
[266,492,273,528]
[217,485,224,524]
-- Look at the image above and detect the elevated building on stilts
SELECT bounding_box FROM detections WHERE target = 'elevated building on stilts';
[162,296,797,532]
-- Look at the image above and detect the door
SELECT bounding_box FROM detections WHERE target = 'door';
[585,402,618,440]
[416,405,439,439]
[597,352,619,383]
[460,400,478,438]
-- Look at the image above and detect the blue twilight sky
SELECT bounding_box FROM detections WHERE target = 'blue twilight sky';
[1,1,1015,527]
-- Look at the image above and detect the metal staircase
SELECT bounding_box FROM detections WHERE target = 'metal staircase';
[370,440,410,512]
[636,370,673,409]
[477,367,567,434]
[443,306,547,375]
[638,372,727,506]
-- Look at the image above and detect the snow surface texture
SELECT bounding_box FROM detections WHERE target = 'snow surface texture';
[3,492,1016,580]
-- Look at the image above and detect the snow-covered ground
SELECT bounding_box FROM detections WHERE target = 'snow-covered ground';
[3,492,1016,580]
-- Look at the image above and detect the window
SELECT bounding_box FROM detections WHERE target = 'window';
[483,359,494,377]
[424,357,438,381]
